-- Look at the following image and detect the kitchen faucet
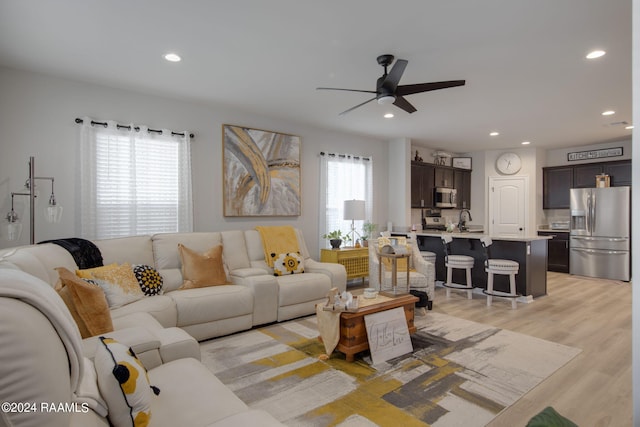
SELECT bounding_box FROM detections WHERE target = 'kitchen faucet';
[458,209,472,231]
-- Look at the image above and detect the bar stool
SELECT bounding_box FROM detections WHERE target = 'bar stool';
[480,236,519,309]
[441,235,474,299]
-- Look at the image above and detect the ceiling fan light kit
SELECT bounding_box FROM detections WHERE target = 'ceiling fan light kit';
[317,54,465,115]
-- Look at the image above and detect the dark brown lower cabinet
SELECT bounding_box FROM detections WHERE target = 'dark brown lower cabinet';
[538,231,569,273]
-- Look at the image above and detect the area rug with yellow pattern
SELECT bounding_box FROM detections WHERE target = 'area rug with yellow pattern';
[200,312,580,427]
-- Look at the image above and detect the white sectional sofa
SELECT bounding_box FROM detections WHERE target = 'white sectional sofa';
[0,269,284,427]
[0,228,347,341]
[0,227,346,427]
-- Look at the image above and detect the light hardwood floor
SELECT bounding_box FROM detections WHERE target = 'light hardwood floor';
[427,272,632,426]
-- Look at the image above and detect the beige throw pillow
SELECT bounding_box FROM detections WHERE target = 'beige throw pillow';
[178,244,229,289]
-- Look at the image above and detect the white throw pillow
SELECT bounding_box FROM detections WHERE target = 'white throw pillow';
[94,337,159,427]
[273,252,305,276]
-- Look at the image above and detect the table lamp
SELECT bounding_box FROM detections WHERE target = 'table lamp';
[343,199,365,246]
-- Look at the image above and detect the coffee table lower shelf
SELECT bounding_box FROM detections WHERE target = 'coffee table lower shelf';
[333,294,418,362]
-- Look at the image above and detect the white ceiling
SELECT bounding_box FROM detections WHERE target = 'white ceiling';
[0,0,632,153]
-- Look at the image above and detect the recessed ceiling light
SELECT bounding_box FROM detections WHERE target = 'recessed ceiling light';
[489,131,499,136]
[521,141,531,145]
[626,125,634,130]
[602,110,615,116]
[164,53,181,62]
[586,50,606,59]
[384,113,394,119]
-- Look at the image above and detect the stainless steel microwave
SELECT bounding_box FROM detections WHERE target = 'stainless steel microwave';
[435,187,457,208]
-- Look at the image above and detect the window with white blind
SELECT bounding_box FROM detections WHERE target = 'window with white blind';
[79,119,193,239]
[319,152,373,249]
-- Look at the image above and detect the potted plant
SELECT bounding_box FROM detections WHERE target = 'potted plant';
[322,230,346,249]
[361,221,377,247]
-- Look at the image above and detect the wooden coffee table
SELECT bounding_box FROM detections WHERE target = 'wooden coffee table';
[336,293,418,362]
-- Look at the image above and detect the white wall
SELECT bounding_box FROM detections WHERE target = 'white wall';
[545,138,632,166]
[481,148,539,234]
[388,138,412,231]
[0,67,389,256]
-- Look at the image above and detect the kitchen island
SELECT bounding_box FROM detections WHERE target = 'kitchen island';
[396,232,550,298]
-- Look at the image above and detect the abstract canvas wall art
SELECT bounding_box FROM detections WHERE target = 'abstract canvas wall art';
[223,125,301,216]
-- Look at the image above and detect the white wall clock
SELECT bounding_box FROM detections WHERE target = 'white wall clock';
[496,152,522,175]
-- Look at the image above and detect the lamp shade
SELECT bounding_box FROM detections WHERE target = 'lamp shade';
[343,200,366,221]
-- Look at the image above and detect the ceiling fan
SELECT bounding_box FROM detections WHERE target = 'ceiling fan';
[317,54,465,116]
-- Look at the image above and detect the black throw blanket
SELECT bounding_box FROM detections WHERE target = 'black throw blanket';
[39,238,104,269]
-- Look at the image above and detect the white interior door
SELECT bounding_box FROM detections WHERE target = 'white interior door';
[488,176,529,236]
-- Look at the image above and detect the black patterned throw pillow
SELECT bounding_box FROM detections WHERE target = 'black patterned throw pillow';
[132,265,163,296]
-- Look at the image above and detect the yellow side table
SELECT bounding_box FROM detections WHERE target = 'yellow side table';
[320,247,369,283]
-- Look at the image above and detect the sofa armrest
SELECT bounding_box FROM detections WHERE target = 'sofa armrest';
[303,259,347,293]
[83,327,163,369]
[231,274,278,326]
[155,327,201,362]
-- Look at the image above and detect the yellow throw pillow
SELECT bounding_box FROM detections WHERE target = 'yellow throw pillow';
[78,263,145,309]
[178,244,229,289]
[56,267,114,339]
[76,263,119,279]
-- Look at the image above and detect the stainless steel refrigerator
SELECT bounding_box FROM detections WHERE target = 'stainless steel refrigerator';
[569,186,630,281]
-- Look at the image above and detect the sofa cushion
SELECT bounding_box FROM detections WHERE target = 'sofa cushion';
[94,337,157,427]
[110,295,177,329]
[133,265,163,296]
[168,285,253,327]
[93,236,155,267]
[178,244,229,289]
[147,358,249,427]
[220,230,251,270]
[56,267,114,338]
[273,252,304,276]
[277,273,332,307]
[0,243,78,287]
[152,232,223,292]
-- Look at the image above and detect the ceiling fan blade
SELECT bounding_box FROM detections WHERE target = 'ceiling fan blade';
[317,87,377,94]
[396,80,466,96]
[339,97,377,116]
[381,59,408,92]
[393,96,417,114]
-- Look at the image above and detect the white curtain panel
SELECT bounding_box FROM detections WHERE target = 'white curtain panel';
[79,117,193,239]
[319,152,373,250]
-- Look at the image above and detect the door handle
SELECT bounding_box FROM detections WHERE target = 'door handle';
[572,248,627,255]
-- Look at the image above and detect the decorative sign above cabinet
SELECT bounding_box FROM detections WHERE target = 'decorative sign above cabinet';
[567,147,623,161]
[452,157,472,170]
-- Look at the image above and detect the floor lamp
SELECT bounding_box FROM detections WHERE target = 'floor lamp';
[343,199,365,246]
[5,156,63,244]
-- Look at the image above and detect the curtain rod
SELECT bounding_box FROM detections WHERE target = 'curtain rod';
[75,118,194,139]
[320,151,370,161]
